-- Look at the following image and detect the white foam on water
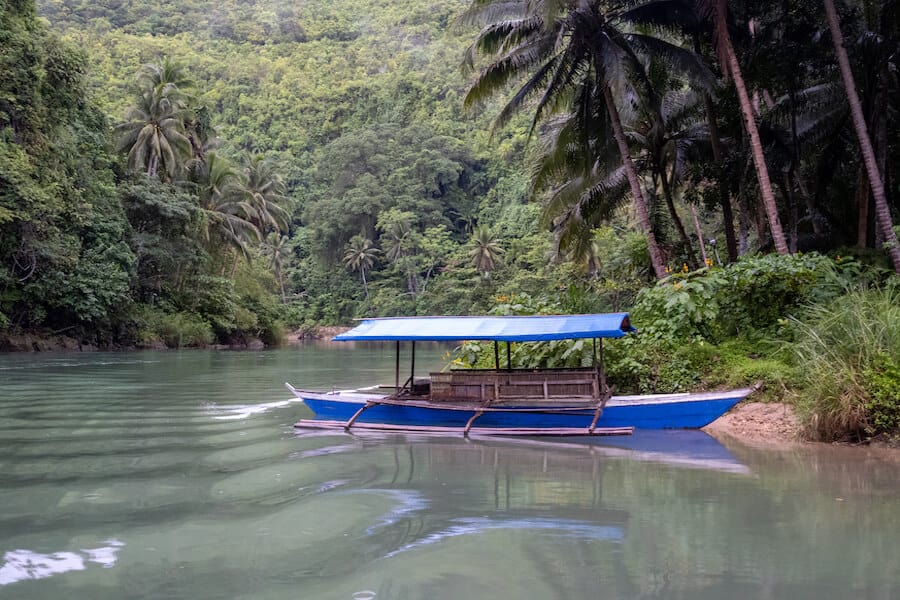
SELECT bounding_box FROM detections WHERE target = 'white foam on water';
[0,539,124,586]
[206,398,302,420]
[82,539,124,568]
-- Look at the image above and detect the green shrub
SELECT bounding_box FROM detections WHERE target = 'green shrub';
[863,354,900,434]
[158,312,215,348]
[132,306,214,348]
[604,337,714,394]
[699,339,795,399]
[790,282,900,441]
[455,285,794,395]
[633,253,853,344]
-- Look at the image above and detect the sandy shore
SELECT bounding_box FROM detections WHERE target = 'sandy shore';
[704,401,803,446]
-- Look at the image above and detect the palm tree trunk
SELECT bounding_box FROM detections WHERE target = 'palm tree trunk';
[702,92,738,263]
[713,2,790,255]
[690,205,709,265]
[824,0,900,274]
[694,30,739,263]
[738,190,750,255]
[659,164,699,269]
[779,174,798,253]
[604,84,667,279]
[855,165,870,248]
[277,268,286,304]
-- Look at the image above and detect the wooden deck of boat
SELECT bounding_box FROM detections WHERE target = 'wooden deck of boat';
[293,419,634,437]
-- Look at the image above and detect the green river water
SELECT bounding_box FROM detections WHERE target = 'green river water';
[1,345,899,599]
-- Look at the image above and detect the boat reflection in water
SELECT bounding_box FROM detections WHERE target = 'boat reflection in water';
[286,428,751,599]
[500,429,752,475]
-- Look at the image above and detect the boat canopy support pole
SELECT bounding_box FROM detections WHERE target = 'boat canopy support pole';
[394,341,400,394]
[599,338,607,393]
[592,338,608,398]
[506,342,511,371]
[410,341,416,389]
[494,341,500,371]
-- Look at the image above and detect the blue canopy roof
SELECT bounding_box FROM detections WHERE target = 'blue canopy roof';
[332,313,634,342]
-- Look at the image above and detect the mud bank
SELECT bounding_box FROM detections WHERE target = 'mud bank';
[704,402,802,446]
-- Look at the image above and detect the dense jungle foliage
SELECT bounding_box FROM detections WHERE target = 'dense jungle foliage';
[1,0,899,439]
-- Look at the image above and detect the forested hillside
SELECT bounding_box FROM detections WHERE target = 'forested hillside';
[4,0,899,341]
[3,0,900,438]
[3,0,556,346]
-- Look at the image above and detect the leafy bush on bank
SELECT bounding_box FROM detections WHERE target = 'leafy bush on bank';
[132,307,214,348]
[125,262,287,348]
[631,253,855,343]
[790,282,900,441]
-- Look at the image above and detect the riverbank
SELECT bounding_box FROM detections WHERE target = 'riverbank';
[704,402,802,446]
[0,333,99,352]
[0,332,272,352]
[0,324,355,351]
[706,401,900,449]
[284,325,353,343]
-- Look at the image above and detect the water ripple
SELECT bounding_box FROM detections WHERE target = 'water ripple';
[384,517,623,558]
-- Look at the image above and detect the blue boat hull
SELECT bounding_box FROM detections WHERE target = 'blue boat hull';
[299,393,745,430]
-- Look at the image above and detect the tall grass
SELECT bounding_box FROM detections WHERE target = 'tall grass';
[790,281,900,441]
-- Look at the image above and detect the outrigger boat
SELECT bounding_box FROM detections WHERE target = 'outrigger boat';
[287,313,752,437]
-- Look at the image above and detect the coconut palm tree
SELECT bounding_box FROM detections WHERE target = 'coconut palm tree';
[240,154,292,236]
[381,219,413,263]
[468,225,504,277]
[194,152,260,263]
[823,0,900,274]
[461,0,711,279]
[532,101,632,264]
[263,233,290,303]
[621,0,788,256]
[116,87,191,180]
[699,0,790,254]
[631,77,706,268]
[343,235,380,298]
[137,57,194,101]
[116,58,197,181]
